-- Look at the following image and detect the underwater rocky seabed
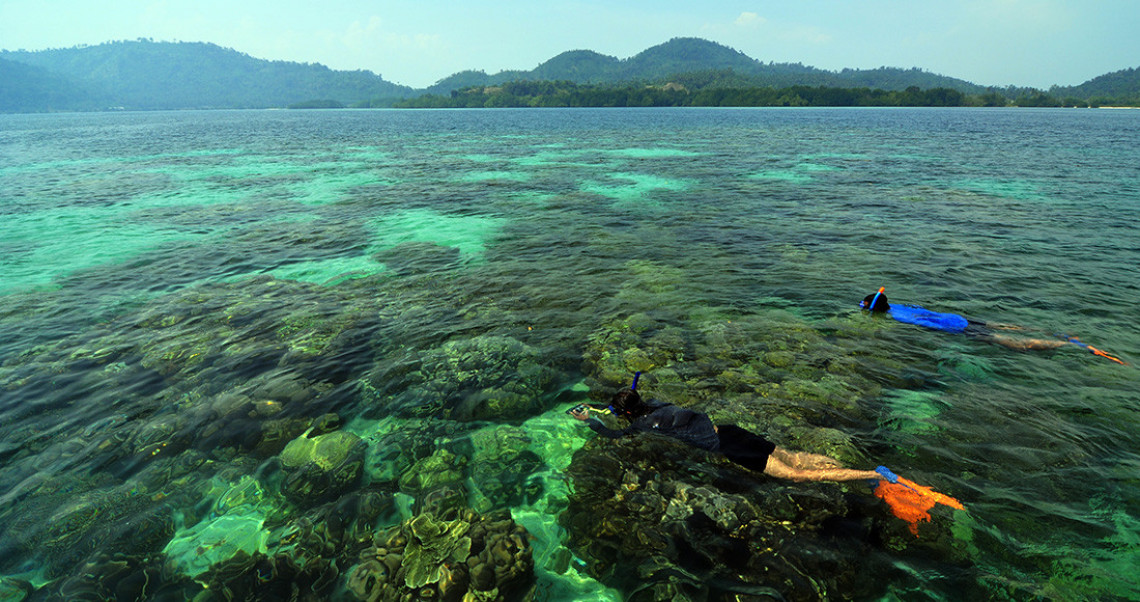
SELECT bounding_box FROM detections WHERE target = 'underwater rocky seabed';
[0,108,1138,601]
[0,265,970,602]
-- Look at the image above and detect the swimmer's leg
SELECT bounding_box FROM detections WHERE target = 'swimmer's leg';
[987,334,1068,351]
[771,447,844,470]
[984,322,1029,331]
[763,454,879,483]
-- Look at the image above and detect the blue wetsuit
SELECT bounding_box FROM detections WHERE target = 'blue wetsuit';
[887,305,971,333]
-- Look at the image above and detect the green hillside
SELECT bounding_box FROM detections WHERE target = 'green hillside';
[426,38,987,95]
[0,57,101,112]
[1,40,414,111]
[1052,67,1140,104]
[620,37,763,80]
[531,50,621,82]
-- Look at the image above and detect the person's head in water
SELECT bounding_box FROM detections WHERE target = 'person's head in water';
[862,291,890,312]
[609,388,647,417]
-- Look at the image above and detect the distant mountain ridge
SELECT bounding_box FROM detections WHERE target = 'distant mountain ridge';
[2,37,1138,113]
[1,40,414,111]
[427,37,992,95]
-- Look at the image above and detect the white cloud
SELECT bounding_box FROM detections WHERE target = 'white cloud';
[734,11,766,27]
[334,16,386,53]
[343,16,384,48]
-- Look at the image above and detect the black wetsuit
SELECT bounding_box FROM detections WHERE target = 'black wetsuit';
[586,401,777,472]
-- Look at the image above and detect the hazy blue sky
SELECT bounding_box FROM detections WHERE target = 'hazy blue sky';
[2,0,1137,89]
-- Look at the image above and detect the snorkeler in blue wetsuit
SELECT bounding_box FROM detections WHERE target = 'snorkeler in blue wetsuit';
[860,288,1073,352]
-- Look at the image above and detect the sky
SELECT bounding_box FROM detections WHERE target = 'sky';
[2,0,1138,90]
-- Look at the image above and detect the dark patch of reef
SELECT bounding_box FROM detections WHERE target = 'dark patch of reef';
[348,510,533,602]
[562,434,974,601]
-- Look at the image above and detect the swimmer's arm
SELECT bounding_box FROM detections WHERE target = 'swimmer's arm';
[585,419,627,438]
[569,407,628,438]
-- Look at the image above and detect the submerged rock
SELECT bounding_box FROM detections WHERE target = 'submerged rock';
[164,509,271,579]
[467,425,545,510]
[397,448,466,495]
[0,576,33,602]
[280,427,365,505]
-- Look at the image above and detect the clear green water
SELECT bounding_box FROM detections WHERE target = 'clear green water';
[0,108,1137,600]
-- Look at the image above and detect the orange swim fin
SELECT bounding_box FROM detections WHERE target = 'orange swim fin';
[1068,337,1127,365]
[873,471,964,537]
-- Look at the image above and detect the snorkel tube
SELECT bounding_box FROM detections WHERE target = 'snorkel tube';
[865,286,885,311]
[631,371,641,391]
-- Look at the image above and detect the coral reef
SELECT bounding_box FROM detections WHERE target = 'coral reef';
[347,509,535,602]
[0,229,979,602]
[375,335,558,422]
[561,434,969,601]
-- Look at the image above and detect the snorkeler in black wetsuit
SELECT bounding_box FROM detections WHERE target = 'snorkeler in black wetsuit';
[570,389,880,483]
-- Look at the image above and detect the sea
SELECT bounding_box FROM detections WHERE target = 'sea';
[0,107,1138,601]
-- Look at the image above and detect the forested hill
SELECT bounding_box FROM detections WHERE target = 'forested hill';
[0,57,100,112]
[427,37,990,95]
[3,37,1137,112]
[1,40,413,112]
[1051,67,1140,105]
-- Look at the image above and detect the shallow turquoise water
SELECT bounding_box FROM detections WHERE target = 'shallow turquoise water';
[0,108,1138,600]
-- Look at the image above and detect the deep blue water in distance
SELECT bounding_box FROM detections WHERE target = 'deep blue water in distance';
[1,107,1139,600]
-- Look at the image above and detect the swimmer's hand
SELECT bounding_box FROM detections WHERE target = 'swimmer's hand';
[567,404,590,421]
